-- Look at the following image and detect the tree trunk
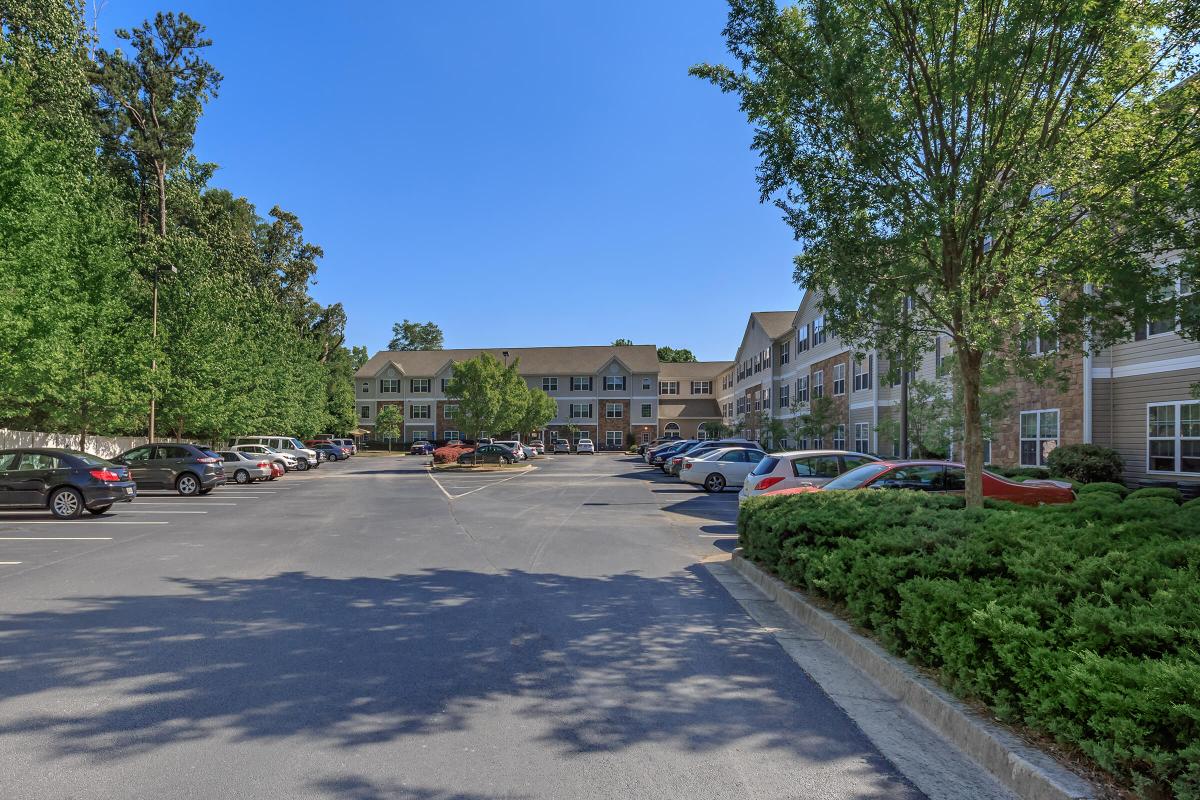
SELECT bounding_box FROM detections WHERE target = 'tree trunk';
[155,161,168,238]
[958,347,985,508]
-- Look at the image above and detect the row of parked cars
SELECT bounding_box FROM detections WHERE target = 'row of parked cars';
[639,437,1076,504]
[0,434,359,519]
[412,437,598,462]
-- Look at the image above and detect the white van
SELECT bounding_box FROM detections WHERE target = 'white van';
[230,436,319,471]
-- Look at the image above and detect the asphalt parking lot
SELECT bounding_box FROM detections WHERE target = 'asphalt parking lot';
[0,451,982,799]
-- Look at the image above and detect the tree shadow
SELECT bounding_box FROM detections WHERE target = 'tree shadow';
[0,567,920,797]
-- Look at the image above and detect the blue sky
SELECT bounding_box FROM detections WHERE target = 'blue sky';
[96,1,803,360]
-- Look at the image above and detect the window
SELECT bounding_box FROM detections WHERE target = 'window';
[413,431,430,441]
[779,384,790,409]
[736,396,745,415]
[641,431,650,444]
[604,375,626,391]
[853,356,873,391]
[605,402,623,418]
[571,376,593,391]
[569,403,592,418]
[1147,401,1200,473]
[690,381,711,395]
[1025,299,1058,355]
[444,405,457,419]
[796,375,809,404]
[410,378,431,393]
[872,465,947,491]
[797,325,810,353]
[606,431,623,449]
[360,406,370,419]
[854,422,869,452]
[813,316,827,345]
[642,377,652,390]
[812,370,824,399]
[660,381,679,395]
[1020,409,1059,466]
[573,430,589,443]
[541,377,558,392]
[833,363,846,395]
[779,341,790,366]
[445,430,461,442]
[792,455,839,478]
[833,424,846,449]
[410,404,431,419]
[379,379,400,393]
[360,382,368,394]
[441,379,450,391]
[640,403,652,418]
[1137,276,1192,339]
[753,354,762,374]
[752,393,761,411]
[665,423,680,436]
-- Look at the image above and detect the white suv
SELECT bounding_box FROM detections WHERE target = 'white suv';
[230,436,319,471]
[576,438,595,454]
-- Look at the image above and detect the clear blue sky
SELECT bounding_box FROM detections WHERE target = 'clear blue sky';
[96,1,803,361]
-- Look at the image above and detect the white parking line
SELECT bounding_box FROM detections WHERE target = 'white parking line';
[115,510,208,514]
[0,537,114,540]
[0,521,167,526]
[698,533,738,538]
[132,502,238,506]
[0,561,22,564]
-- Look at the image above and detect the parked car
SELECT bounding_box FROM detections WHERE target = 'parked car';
[519,444,536,459]
[231,443,297,472]
[739,450,881,502]
[268,460,285,479]
[216,450,274,484]
[665,439,761,476]
[230,436,319,470]
[0,448,137,518]
[576,438,595,454]
[458,444,518,464]
[639,436,680,456]
[679,447,769,492]
[410,441,435,455]
[331,438,356,455]
[114,443,226,496]
[496,441,528,460]
[553,439,571,454]
[648,439,697,466]
[309,442,346,461]
[763,460,1076,505]
[529,441,545,455]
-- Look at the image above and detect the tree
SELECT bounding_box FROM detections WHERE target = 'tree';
[513,387,558,439]
[444,353,526,440]
[792,396,839,446]
[350,346,370,370]
[695,0,1200,506]
[374,405,404,450]
[389,320,443,351]
[611,338,634,346]
[701,420,735,440]
[657,346,697,363]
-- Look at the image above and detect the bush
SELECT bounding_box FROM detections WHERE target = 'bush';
[1077,481,1130,498]
[432,445,473,464]
[738,491,1200,798]
[1126,486,1183,504]
[1045,444,1125,484]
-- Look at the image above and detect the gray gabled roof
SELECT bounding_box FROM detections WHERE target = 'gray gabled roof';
[355,344,660,379]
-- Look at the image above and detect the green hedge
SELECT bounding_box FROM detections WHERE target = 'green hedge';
[738,490,1200,799]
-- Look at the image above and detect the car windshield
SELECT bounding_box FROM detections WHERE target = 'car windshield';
[289,439,306,450]
[72,453,114,467]
[822,462,891,490]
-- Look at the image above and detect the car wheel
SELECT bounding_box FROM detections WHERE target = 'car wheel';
[176,473,200,496]
[87,504,112,516]
[297,459,309,472]
[234,469,250,485]
[49,487,84,519]
[704,473,726,493]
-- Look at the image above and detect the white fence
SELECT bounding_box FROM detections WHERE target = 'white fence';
[0,429,149,460]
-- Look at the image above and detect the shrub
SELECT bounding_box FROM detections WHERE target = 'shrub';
[738,491,1200,798]
[1077,481,1130,498]
[1044,443,1125,484]
[1126,486,1183,504]
[432,445,473,464]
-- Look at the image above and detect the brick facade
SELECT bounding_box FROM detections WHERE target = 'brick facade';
[990,356,1085,468]
[599,399,630,449]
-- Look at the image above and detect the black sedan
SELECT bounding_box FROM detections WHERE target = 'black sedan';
[457,444,517,465]
[0,449,137,518]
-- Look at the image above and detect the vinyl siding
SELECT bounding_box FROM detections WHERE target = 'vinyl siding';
[1093,367,1200,483]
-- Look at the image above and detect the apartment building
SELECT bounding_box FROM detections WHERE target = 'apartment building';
[656,360,734,440]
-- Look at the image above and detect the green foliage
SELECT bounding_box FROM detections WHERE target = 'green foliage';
[1126,487,1184,504]
[444,353,527,440]
[513,386,557,436]
[611,338,634,346]
[1077,482,1130,498]
[1046,444,1125,484]
[739,490,1200,798]
[656,346,697,363]
[388,320,443,351]
[373,405,404,448]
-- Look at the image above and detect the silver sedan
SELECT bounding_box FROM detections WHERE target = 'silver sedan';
[217,450,275,484]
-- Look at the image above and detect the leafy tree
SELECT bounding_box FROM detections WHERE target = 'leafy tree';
[611,338,634,346]
[791,396,839,446]
[513,387,558,438]
[657,346,697,363]
[350,345,370,370]
[444,353,526,440]
[695,0,1200,506]
[701,420,735,440]
[389,320,443,351]
[373,405,404,450]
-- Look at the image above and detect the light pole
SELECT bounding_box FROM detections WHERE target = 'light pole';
[148,264,177,442]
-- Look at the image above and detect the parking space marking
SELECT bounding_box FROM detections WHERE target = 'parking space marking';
[0,521,168,526]
[0,536,115,541]
[426,466,537,499]
[0,561,22,564]
[116,510,208,514]
[132,502,238,506]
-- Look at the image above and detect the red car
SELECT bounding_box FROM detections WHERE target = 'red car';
[764,460,1074,506]
[269,461,285,480]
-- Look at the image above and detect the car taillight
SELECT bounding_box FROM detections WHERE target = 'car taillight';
[756,476,785,491]
[684,463,692,470]
[258,461,270,469]
[90,468,122,482]
[196,456,220,464]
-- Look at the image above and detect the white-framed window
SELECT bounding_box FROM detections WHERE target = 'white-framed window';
[642,377,652,390]
[1019,409,1059,466]
[573,429,589,443]
[640,403,652,418]
[797,325,810,353]
[1147,400,1200,474]
[752,393,761,411]
[410,404,432,419]
[444,404,457,419]
[571,376,592,391]
[796,375,809,404]
[445,430,461,442]
[379,379,400,393]
[812,370,824,399]
[360,406,370,419]
[779,384,790,409]
[1137,276,1193,340]
[441,378,450,391]
[413,430,430,441]
[542,377,558,392]
[1025,298,1058,355]
[604,375,626,391]
[641,431,650,444]
[853,356,873,391]
[833,363,846,395]
[779,341,790,365]
[854,422,869,452]
[660,381,679,395]
[605,402,623,418]
[569,403,592,419]
[736,396,746,415]
[606,431,623,449]
[813,316,827,345]
[753,354,762,373]
[690,380,711,395]
[833,424,846,449]
[664,422,680,436]
[410,378,431,393]
[360,382,369,394]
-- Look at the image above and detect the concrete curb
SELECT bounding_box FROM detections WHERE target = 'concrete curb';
[730,550,1096,800]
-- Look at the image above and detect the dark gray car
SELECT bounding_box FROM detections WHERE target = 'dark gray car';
[114,443,227,496]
